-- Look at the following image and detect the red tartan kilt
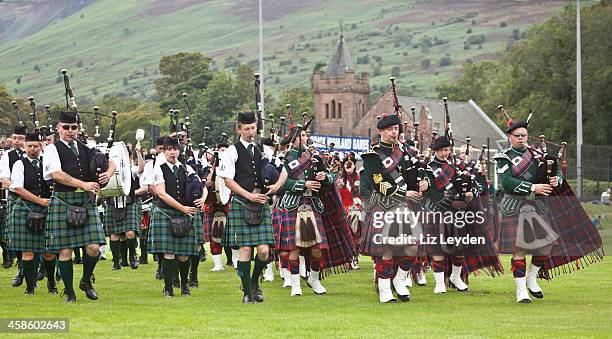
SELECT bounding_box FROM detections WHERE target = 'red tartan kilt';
[140,211,150,230]
[277,207,329,251]
[202,203,228,243]
[272,207,282,245]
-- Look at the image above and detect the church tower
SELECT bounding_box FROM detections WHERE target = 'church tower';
[313,28,370,137]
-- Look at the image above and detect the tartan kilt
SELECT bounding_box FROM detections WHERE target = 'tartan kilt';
[104,200,142,237]
[0,202,6,239]
[221,196,274,248]
[277,205,328,252]
[6,198,48,253]
[148,207,204,256]
[45,191,106,252]
[360,202,421,257]
[497,199,553,254]
[272,205,282,246]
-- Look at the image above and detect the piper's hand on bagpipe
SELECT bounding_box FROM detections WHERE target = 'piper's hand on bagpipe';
[98,172,110,186]
[82,182,100,193]
[265,183,281,196]
[305,180,321,192]
[464,191,474,202]
[405,190,422,203]
[314,171,326,181]
[182,205,197,217]
[533,184,553,196]
[194,197,206,208]
[418,179,429,193]
[549,176,559,188]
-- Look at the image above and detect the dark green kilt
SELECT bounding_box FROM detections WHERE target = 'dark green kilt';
[148,207,203,256]
[1,194,17,239]
[221,196,274,247]
[45,191,106,252]
[104,200,142,237]
[6,198,48,253]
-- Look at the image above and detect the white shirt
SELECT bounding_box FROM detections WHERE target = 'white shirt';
[217,138,257,180]
[140,160,155,186]
[42,139,80,180]
[153,160,195,186]
[10,157,42,190]
[0,148,24,179]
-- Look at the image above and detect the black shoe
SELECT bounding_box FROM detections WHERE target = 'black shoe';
[172,278,180,289]
[24,287,35,295]
[12,271,24,287]
[2,260,11,269]
[112,263,121,270]
[252,283,264,303]
[47,280,58,295]
[61,289,76,303]
[99,256,106,261]
[130,260,139,270]
[154,270,163,280]
[518,298,531,304]
[188,278,200,288]
[181,283,191,296]
[397,294,410,302]
[449,282,469,292]
[164,287,174,297]
[139,256,148,265]
[36,266,46,281]
[79,278,98,300]
[73,258,82,264]
[121,261,129,267]
[242,294,255,304]
[200,250,207,262]
[528,288,544,299]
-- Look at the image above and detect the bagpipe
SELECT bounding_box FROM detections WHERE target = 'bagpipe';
[253,73,281,191]
[59,69,134,200]
[387,77,427,192]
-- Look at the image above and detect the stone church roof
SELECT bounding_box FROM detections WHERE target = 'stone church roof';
[325,33,353,76]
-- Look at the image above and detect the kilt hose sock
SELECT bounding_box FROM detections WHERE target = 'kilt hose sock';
[288,258,300,274]
[531,255,548,268]
[190,256,199,277]
[310,255,323,272]
[81,252,99,283]
[237,260,252,297]
[210,243,223,255]
[58,260,74,294]
[110,240,121,266]
[432,260,445,273]
[279,253,289,269]
[178,259,190,286]
[452,256,465,267]
[397,256,415,272]
[120,240,128,265]
[43,258,56,284]
[22,259,36,291]
[162,258,179,290]
[251,256,267,285]
[127,238,138,262]
[511,259,527,278]
[375,258,396,280]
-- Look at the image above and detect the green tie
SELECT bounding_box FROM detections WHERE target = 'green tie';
[69,142,78,156]
[31,159,39,169]
[173,165,178,177]
[247,144,254,158]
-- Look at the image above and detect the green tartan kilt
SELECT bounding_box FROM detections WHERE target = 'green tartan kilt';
[221,196,274,248]
[45,191,106,252]
[1,194,17,239]
[6,198,48,253]
[104,200,142,237]
[148,207,204,256]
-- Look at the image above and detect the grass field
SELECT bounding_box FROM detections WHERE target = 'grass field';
[0,204,610,338]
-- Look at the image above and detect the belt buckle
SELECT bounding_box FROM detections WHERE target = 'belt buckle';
[304,189,312,197]
[253,188,262,194]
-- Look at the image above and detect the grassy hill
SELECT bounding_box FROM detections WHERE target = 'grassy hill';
[0,0,598,106]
